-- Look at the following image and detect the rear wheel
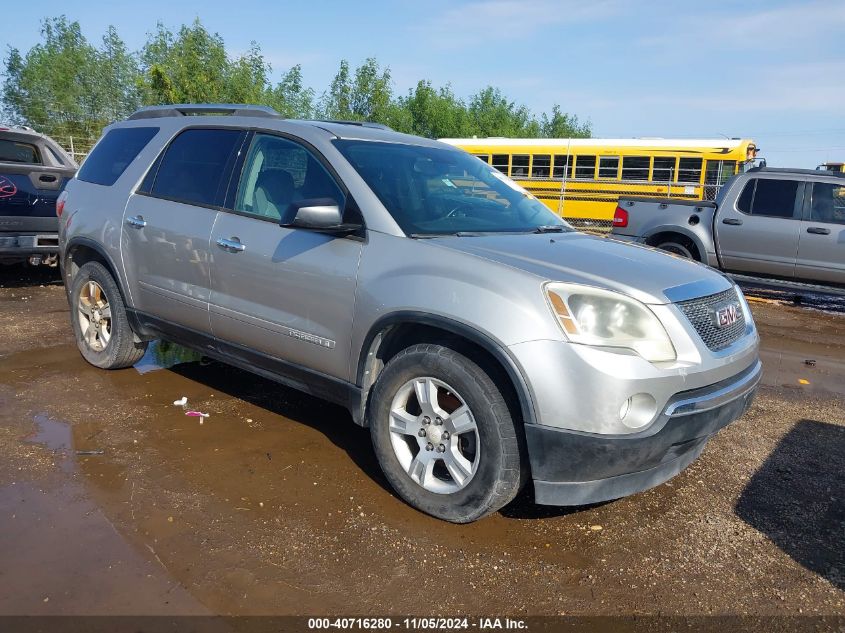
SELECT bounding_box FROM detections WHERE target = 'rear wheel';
[369,344,525,523]
[655,238,697,260]
[70,261,147,369]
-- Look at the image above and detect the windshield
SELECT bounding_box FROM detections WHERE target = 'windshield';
[333,140,570,236]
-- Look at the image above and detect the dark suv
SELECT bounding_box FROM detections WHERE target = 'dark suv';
[0,125,77,266]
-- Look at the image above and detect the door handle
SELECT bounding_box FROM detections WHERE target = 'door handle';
[216,237,246,252]
[126,215,147,229]
[722,218,743,226]
[806,227,831,235]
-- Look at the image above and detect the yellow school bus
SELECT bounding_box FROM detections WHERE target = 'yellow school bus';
[818,162,845,173]
[439,137,759,229]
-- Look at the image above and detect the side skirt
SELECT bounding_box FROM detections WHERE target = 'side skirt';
[127,309,363,416]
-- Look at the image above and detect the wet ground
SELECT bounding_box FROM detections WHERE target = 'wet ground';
[0,265,843,617]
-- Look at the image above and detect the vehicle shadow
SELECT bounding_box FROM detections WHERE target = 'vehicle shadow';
[0,263,62,288]
[167,356,395,495]
[735,419,845,591]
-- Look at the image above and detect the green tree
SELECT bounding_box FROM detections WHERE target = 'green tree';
[268,64,314,118]
[467,86,540,137]
[2,17,105,140]
[398,80,469,138]
[541,104,591,138]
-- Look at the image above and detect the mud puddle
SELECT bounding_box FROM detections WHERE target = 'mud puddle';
[1,413,209,615]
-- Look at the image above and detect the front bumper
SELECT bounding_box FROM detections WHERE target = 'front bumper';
[526,360,761,506]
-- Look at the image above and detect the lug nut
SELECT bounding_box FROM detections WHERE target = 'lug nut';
[418,428,426,437]
[425,442,434,451]
[442,431,450,440]
[423,416,431,425]
[435,417,443,425]
[436,444,446,453]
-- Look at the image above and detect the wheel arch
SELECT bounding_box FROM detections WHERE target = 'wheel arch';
[644,227,707,262]
[63,237,150,340]
[355,311,537,430]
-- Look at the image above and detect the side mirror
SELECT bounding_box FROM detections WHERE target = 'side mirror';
[282,198,361,234]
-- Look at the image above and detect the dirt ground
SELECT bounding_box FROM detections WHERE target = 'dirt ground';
[0,265,842,620]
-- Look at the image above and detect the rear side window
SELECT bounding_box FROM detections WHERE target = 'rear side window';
[491,154,508,174]
[150,129,242,207]
[78,127,158,186]
[0,139,40,164]
[531,154,550,178]
[739,178,800,218]
[652,157,676,182]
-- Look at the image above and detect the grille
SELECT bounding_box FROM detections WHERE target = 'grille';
[676,288,747,351]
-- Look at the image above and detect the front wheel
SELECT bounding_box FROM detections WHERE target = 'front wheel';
[369,344,525,523]
[69,261,148,369]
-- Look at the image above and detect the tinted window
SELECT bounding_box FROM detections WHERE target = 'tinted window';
[151,129,242,207]
[78,127,158,186]
[750,179,799,218]
[334,140,567,236]
[678,158,703,184]
[0,139,40,164]
[598,156,619,179]
[621,156,649,181]
[652,157,676,182]
[511,154,529,178]
[235,133,344,222]
[574,155,596,179]
[492,154,508,174]
[553,155,570,179]
[531,154,550,178]
[809,182,845,225]
[736,180,755,213]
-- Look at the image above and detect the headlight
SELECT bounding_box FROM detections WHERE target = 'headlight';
[545,283,676,362]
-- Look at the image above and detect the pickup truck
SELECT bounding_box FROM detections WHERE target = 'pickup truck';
[0,126,77,266]
[610,167,845,287]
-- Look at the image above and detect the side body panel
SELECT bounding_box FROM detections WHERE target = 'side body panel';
[208,211,363,380]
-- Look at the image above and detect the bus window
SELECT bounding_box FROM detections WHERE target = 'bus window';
[652,157,676,182]
[575,155,596,179]
[678,158,703,184]
[621,156,649,181]
[705,160,736,185]
[511,154,530,177]
[553,155,570,179]
[598,156,620,180]
[492,154,509,174]
[474,154,489,164]
[531,154,550,178]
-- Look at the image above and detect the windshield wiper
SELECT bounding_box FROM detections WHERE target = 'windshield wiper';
[531,225,567,233]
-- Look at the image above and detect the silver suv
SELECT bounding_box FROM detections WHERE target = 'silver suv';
[59,104,761,522]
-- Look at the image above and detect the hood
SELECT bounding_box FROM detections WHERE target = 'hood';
[427,232,731,305]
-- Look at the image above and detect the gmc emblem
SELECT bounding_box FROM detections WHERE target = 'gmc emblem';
[713,303,740,328]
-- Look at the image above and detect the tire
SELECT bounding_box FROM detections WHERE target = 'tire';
[69,261,147,369]
[656,240,696,260]
[369,343,525,523]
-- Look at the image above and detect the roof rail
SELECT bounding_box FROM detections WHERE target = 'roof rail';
[314,119,393,131]
[747,166,845,178]
[128,104,281,121]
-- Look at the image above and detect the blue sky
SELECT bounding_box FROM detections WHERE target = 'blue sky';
[4,0,845,168]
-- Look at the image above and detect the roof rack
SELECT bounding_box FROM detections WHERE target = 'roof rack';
[128,104,281,121]
[314,119,393,131]
[748,166,845,178]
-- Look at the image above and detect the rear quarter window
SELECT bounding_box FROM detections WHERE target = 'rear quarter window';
[0,139,41,164]
[77,127,159,186]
